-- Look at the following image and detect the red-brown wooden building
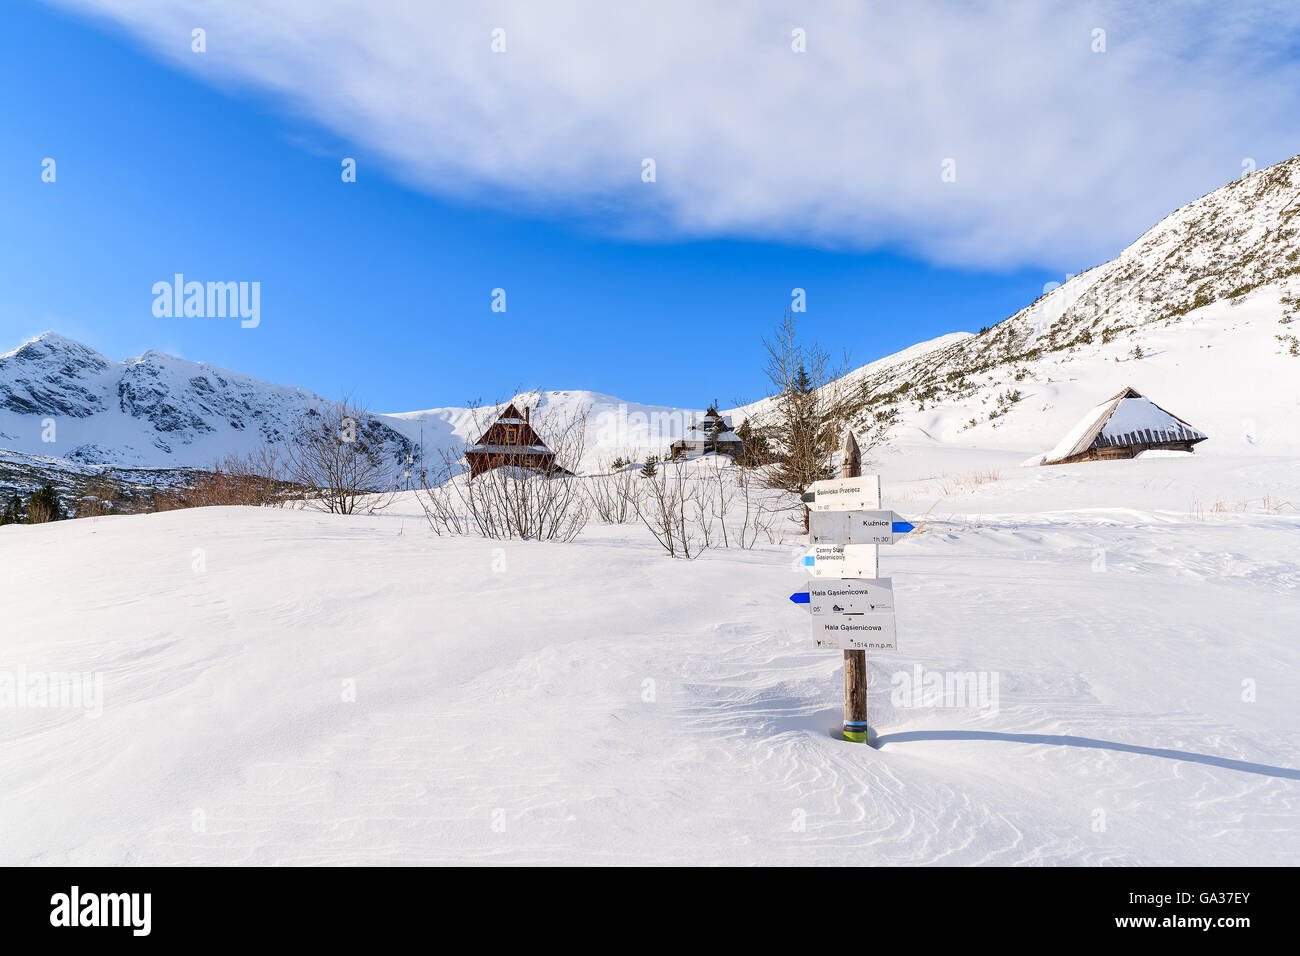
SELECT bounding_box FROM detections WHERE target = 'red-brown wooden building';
[463,403,568,478]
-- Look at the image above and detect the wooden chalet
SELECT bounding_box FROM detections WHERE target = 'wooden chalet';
[667,407,744,460]
[1040,387,1208,465]
[464,403,568,478]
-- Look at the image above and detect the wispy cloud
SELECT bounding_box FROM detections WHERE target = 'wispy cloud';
[48,0,1300,268]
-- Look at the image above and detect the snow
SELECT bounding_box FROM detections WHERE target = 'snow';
[1100,396,1202,443]
[0,333,329,467]
[1040,397,1113,464]
[874,284,1300,459]
[2,450,1297,865]
[1138,449,1195,459]
[3,155,1300,864]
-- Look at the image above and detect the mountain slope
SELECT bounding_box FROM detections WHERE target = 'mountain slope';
[841,154,1300,455]
[3,155,1299,474]
[0,334,958,474]
[0,333,425,471]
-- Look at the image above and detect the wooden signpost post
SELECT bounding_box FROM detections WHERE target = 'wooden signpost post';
[790,430,912,744]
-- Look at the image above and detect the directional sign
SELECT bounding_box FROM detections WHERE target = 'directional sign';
[802,475,881,513]
[806,543,878,578]
[847,511,915,545]
[812,509,915,546]
[812,614,898,651]
[809,510,851,545]
[796,469,904,660]
[808,577,894,615]
[791,578,896,611]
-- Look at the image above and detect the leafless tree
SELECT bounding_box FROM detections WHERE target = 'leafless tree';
[748,310,891,530]
[283,395,399,514]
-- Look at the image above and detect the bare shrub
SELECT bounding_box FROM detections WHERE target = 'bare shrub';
[418,401,592,541]
[690,473,718,548]
[284,395,399,514]
[228,445,291,506]
[633,459,705,558]
[585,455,642,524]
[721,461,784,548]
[73,477,117,518]
[187,447,291,508]
[626,455,787,558]
[936,469,1002,497]
[417,461,470,536]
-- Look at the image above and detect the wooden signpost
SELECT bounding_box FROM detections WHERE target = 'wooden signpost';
[790,431,912,744]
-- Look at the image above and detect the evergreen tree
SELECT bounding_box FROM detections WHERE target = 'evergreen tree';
[765,360,839,520]
[27,483,63,523]
[753,310,888,531]
[706,415,724,456]
[0,492,23,526]
[641,455,659,479]
[733,419,771,468]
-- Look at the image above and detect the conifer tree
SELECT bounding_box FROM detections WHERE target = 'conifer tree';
[733,419,771,467]
[751,310,889,531]
[27,483,63,523]
[0,492,23,526]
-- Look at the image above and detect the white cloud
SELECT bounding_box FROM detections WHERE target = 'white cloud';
[48,0,1300,267]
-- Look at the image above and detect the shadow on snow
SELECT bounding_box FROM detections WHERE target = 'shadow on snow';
[871,730,1300,780]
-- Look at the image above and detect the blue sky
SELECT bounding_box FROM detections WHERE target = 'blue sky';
[4,1,1299,410]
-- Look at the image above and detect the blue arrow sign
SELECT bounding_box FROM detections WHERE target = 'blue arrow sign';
[892,521,914,534]
[789,591,810,604]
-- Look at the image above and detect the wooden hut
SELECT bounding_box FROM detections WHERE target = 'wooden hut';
[1040,387,1208,465]
[667,407,744,460]
[464,403,568,478]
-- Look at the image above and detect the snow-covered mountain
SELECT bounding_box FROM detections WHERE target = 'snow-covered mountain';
[3,155,1300,477]
[0,333,345,466]
[842,154,1300,455]
[0,333,707,477]
[0,329,949,478]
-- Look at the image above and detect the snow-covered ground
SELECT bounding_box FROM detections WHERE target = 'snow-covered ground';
[4,151,1299,866]
[3,449,1296,865]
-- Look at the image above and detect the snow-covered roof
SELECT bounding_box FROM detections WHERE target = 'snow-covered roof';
[1042,387,1207,464]
[676,428,741,444]
[690,410,734,428]
[466,444,552,455]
